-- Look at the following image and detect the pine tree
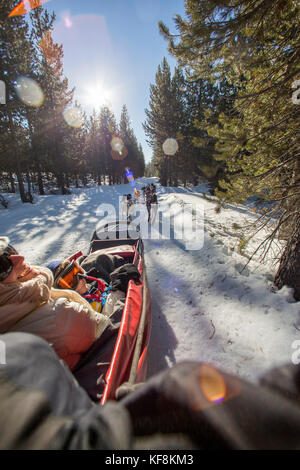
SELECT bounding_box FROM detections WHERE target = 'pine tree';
[119,104,144,180]
[144,58,185,186]
[137,143,146,177]
[62,103,87,187]
[85,110,102,184]
[0,0,32,202]
[98,106,118,185]
[192,78,238,190]
[21,7,57,196]
[30,8,74,194]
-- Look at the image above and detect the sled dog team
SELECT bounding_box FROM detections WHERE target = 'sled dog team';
[121,183,158,222]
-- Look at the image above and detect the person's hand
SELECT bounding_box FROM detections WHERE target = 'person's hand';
[76,278,88,295]
[17,266,41,282]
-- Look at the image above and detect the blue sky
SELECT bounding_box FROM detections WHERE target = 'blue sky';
[47,0,186,163]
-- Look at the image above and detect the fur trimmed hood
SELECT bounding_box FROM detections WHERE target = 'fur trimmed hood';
[0,267,93,333]
[0,267,52,332]
[0,266,110,369]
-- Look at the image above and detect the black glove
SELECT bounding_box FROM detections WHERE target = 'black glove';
[110,264,141,293]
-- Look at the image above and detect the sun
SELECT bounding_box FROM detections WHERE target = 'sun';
[82,81,113,110]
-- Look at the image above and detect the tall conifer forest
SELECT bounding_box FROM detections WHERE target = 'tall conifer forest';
[145,0,300,299]
[0,0,299,298]
[0,1,145,200]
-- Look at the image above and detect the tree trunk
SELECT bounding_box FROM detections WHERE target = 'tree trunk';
[37,168,44,195]
[9,172,15,193]
[15,168,26,202]
[61,174,66,194]
[25,171,34,203]
[8,109,26,202]
[27,111,44,195]
[26,170,31,194]
[274,216,300,301]
[56,172,66,194]
[160,156,168,186]
[81,175,85,187]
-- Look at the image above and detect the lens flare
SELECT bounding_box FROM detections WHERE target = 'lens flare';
[186,364,241,413]
[15,76,44,108]
[125,168,136,188]
[199,364,226,403]
[111,148,128,160]
[110,137,128,160]
[163,138,179,156]
[9,0,51,17]
[82,83,114,111]
[111,136,124,152]
[63,106,84,128]
[63,13,72,29]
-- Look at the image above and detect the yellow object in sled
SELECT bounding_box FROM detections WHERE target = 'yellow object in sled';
[90,301,102,312]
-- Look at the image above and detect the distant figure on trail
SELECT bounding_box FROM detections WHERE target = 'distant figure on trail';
[134,188,140,203]
[141,186,147,201]
[150,183,156,195]
[120,194,134,221]
[145,190,158,223]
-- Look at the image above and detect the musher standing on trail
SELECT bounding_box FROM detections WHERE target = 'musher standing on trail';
[145,187,158,223]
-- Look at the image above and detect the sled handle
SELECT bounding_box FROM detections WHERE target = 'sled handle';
[68,251,83,262]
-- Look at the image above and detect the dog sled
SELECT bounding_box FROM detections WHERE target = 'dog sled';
[72,221,152,404]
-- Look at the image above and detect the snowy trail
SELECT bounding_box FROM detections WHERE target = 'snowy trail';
[144,181,300,383]
[1,178,299,385]
[145,233,298,382]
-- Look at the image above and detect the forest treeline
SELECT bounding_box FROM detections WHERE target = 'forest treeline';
[0,0,299,298]
[0,1,145,200]
[143,57,237,188]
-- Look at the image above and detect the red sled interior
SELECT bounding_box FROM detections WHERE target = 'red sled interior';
[88,238,152,404]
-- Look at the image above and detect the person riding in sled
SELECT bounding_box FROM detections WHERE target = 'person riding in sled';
[47,256,141,317]
[0,236,115,371]
[47,259,112,313]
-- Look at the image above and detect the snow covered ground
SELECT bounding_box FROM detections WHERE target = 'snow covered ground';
[1,177,299,385]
